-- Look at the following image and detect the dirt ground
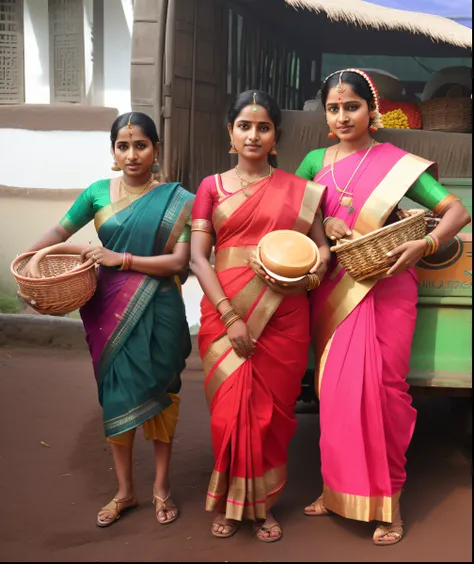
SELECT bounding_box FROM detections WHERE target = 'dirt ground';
[0,340,471,562]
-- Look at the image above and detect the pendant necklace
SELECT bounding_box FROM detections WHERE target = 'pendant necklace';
[331,139,375,214]
[120,176,155,210]
[234,165,274,197]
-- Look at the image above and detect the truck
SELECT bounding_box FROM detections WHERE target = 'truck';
[130,0,472,397]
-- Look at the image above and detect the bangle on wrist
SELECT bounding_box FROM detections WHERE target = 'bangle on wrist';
[323,216,334,225]
[423,233,440,257]
[220,307,241,328]
[224,314,241,329]
[118,252,133,271]
[215,297,230,310]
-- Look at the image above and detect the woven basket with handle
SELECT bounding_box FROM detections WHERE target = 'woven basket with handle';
[420,91,472,133]
[11,252,97,315]
[330,210,427,282]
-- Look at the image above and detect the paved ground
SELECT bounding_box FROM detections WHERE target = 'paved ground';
[0,341,471,562]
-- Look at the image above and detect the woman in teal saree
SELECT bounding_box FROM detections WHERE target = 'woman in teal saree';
[25,112,194,527]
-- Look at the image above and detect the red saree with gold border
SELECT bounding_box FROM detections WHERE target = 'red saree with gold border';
[193,169,326,521]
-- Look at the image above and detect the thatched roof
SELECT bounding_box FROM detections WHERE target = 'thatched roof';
[286,0,472,48]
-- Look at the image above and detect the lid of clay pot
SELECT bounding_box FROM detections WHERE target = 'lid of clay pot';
[258,230,319,279]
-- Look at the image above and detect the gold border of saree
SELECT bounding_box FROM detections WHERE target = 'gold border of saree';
[323,484,401,523]
[207,465,287,520]
[315,154,434,394]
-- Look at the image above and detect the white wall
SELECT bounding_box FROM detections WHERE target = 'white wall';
[24,0,50,104]
[0,130,121,189]
[103,0,133,114]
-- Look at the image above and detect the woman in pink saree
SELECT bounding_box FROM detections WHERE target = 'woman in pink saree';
[296,69,471,545]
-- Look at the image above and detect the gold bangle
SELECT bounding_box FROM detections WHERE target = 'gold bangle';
[220,307,238,324]
[215,297,230,309]
[118,253,126,271]
[224,315,241,329]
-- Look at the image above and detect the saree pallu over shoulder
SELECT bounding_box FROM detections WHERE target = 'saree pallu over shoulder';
[199,170,326,521]
[81,183,194,438]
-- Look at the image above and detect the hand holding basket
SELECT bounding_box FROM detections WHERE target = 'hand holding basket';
[330,210,427,281]
[11,243,98,315]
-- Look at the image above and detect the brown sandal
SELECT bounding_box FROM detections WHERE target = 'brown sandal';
[152,491,179,525]
[372,512,404,546]
[211,515,239,539]
[255,522,283,544]
[96,495,138,528]
[303,495,332,516]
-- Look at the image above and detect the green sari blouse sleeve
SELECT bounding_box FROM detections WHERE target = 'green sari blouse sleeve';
[177,217,192,243]
[59,180,106,234]
[405,172,460,214]
[295,149,326,180]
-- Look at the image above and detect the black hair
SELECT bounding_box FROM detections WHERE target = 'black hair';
[110,112,159,146]
[321,72,375,110]
[227,90,281,168]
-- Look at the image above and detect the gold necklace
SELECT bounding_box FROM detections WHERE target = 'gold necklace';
[331,140,375,214]
[235,165,274,197]
[120,176,155,209]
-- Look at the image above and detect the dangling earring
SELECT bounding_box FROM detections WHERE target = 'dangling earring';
[111,161,121,171]
[151,158,160,174]
[369,123,378,133]
[328,130,337,139]
[229,142,238,154]
[269,144,278,156]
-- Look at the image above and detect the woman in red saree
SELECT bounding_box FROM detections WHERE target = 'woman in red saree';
[296,69,471,545]
[190,91,331,542]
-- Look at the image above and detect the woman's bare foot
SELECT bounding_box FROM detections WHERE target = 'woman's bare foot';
[255,511,283,543]
[211,513,239,538]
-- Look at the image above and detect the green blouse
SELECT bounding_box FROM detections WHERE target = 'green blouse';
[60,179,191,242]
[295,148,451,211]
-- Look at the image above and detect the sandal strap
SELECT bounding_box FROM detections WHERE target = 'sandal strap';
[153,491,171,504]
[307,495,329,514]
[258,523,282,534]
[98,496,135,519]
[374,520,404,540]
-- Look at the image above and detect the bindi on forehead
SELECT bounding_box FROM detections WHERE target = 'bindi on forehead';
[237,105,271,122]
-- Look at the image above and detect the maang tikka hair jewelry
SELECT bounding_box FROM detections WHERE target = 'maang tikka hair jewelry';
[252,92,258,112]
[127,113,134,138]
[336,73,346,93]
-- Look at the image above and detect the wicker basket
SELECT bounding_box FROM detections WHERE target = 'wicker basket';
[420,96,472,133]
[330,210,427,282]
[11,253,97,315]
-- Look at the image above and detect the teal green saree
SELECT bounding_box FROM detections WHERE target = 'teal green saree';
[77,182,194,438]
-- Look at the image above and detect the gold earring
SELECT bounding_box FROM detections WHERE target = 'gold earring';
[229,142,238,154]
[111,161,121,171]
[269,144,278,156]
